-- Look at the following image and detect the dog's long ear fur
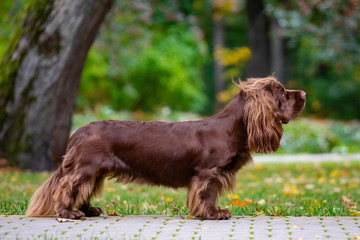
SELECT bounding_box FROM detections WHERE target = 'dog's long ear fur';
[242,77,283,154]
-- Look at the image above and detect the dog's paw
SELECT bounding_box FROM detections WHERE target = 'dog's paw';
[83,206,103,217]
[216,208,232,220]
[58,209,85,219]
[201,207,232,220]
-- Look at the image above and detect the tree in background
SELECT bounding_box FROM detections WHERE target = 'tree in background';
[0,0,113,170]
[246,0,271,78]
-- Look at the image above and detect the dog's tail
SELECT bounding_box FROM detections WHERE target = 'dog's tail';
[25,169,62,217]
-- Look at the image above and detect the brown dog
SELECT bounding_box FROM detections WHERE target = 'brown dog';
[26,76,306,220]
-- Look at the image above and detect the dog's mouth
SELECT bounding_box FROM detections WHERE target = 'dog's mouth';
[282,119,289,124]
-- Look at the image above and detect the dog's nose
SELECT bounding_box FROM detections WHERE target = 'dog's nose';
[300,91,306,100]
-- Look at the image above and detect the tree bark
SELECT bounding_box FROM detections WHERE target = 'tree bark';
[245,0,271,78]
[0,0,113,171]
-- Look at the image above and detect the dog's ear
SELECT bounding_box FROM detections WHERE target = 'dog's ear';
[244,94,283,154]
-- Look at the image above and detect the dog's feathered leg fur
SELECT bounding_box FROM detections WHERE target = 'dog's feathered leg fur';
[26,145,106,218]
[78,175,105,216]
[53,149,105,218]
[187,168,234,220]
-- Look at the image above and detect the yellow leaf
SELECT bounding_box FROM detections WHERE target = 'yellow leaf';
[330,169,339,177]
[184,216,196,219]
[318,177,325,184]
[310,200,321,207]
[349,210,360,216]
[106,187,116,193]
[255,211,265,216]
[227,193,239,199]
[282,184,302,197]
[232,199,253,207]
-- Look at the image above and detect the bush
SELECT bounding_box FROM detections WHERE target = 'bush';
[280,118,360,154]
[78,1,208,113]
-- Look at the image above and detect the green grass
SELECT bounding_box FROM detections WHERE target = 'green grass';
[1,161,360,217]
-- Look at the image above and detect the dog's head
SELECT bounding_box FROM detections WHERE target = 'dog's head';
[240,77,306,154]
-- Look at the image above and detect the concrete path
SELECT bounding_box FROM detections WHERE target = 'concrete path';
[1,215,360,240]
[253,153,360,163]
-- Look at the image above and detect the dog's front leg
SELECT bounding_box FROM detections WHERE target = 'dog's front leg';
[187,174,232,220]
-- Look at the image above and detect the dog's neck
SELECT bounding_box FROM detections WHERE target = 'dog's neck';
[208,92,248,151]
[212,91,246,126]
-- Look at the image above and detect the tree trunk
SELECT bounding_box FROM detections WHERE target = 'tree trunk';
[270,20,287,84]
[0,0,113,171]
[213,16,225,110]
[245,0,271,78]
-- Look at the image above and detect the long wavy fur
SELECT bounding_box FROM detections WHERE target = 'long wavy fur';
[25,169,62,216]
[241,77,283,154]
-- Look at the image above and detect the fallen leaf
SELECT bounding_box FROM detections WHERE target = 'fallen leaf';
[257,199,266,205]
[56,218,76,223]
[255,210,265,216]
[282,184,303,197]
[183,216,196,219]
[342,195,350,203]
[165,197,174,203]
[227,193,239,199]
[108,209,118,216]
[310,200,321,207]
[232,199,253,207]
[342,196,357,208]
[318,177,325,184]
[349,210,360,216]
[270,213,284,217]
[330,169,339,177]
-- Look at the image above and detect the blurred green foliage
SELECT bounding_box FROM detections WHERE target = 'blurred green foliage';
[0,0,25,59]
[266,0,360,119]
[280,118,360,154]
[78,0,208,113]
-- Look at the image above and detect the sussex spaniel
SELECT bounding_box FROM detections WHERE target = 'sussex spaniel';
[26,76,306,220]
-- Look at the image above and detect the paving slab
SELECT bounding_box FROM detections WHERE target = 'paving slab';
[1,215,360,239]
[253,153,360,163]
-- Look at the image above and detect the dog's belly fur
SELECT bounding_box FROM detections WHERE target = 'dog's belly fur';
[69,120,236,188]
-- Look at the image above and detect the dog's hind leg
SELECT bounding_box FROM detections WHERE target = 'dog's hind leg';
[53,154,105,219]
[187,169,234,220]
[78,175,105,217]
[53,173,95,219]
